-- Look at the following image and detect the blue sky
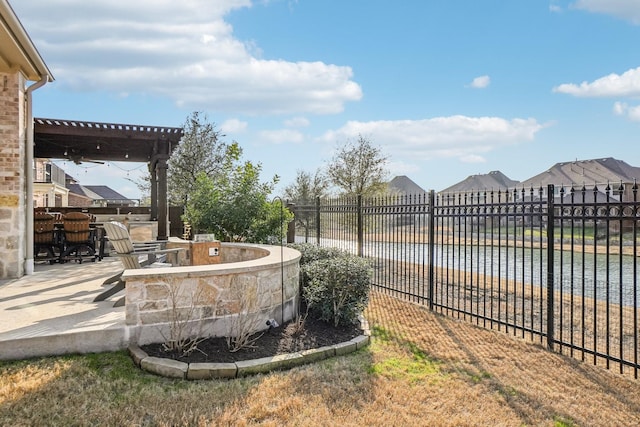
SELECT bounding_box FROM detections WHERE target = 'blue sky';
[11,0,640,200]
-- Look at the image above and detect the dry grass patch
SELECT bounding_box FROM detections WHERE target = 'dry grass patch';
[1,291,640,426]
[366,292,640,426]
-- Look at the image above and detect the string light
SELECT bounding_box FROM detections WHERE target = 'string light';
[107,162,146,173]
[51,159,146,175]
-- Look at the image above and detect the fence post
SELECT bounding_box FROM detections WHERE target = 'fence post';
[357,194,363,257]
[546,184,555,350]
[315,196,321,246]
[428,190,436,311]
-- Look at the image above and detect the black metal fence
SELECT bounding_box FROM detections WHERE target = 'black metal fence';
[290,183,640,377]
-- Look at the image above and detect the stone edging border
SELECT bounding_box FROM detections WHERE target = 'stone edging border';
[127,317,371,380]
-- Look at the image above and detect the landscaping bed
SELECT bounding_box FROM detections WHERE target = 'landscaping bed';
[140,315,363,364]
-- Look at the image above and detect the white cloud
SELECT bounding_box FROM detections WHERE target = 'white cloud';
[553,66,640,97]
[258,129,305,144]
[468,75,490,89]
[460,154,486,163]
[613,101,627,115]
[612,101,640,121]
[387,160,420,177]
[13,1,362,115]
[549,5,562,13]
[320,116,546,162]
[628,106,640,121]
[284,117,310,127]
[221,118,248,133]
[572,0,640,24]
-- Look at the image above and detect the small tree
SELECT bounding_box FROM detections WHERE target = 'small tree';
[326,134,389,197]
[184,163,291,243]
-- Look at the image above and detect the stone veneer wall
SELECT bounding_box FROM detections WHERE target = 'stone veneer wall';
[122,243,301,345]
[0,72,26,279]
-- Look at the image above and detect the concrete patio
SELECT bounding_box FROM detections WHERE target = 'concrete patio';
[0,258,128,361]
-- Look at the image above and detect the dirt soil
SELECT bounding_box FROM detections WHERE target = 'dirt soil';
[141,315,363,364]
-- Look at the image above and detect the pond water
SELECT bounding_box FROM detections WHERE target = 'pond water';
[297,236,640,307]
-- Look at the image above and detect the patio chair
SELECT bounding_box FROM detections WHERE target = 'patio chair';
[60,212,97,263]
[94,221,184,305]
[34,212,63,264]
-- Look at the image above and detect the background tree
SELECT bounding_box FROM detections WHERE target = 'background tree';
[283,169,329,241]
[184,158,291,243]
[326,134,389,197]
[167,111,234,206]
[159,111,291,242]
[283,169,329,203]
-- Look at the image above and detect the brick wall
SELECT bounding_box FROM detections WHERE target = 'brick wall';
[68,193,93,207]
[0,72,26,278]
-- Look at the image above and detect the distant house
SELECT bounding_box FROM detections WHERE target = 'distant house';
[33,159,69,207]
[66,176,137,207]
[388,175,427,195]
[387,176,428,226]
[33,160,137,208]
[440,170,519,193]
[519,157,640,202]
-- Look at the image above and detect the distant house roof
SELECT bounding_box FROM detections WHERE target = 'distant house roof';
[441,170,519,193]
[67,183,133,203]
[519,158,640,189]
[84,185,132,201]
[388,176,427,195]
[67,183,92,198]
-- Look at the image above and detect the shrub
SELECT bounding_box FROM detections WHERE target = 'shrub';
[287,243,345,266]
[302,254,372,327]
[287,243,348,295]
[160,279,207,358]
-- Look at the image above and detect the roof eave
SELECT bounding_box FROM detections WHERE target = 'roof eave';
[0,0,53,82]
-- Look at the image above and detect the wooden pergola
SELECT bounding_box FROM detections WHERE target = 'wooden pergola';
[33,118,184,240]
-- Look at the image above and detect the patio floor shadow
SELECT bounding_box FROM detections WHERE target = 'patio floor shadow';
[0,258,128,360]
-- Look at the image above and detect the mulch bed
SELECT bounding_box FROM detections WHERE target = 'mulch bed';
[141,315,363,364]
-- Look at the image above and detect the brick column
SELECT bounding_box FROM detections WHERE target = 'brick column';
[0,72,26,278]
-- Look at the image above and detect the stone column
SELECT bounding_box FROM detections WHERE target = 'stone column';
[0,72,26,278]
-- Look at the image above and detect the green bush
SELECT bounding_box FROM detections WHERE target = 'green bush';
[287,243,345,266]
[287,243,348,296]
[302,254,372,327]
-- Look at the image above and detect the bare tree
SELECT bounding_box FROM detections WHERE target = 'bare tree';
[326,135,389,196]
[283,169,329,204]
[283,169,329,241]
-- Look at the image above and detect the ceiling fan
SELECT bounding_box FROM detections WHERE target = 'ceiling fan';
[68,155,105,165]
[63,148,105,165]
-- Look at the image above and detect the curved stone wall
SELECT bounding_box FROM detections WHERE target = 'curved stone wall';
[121,243,301,345]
